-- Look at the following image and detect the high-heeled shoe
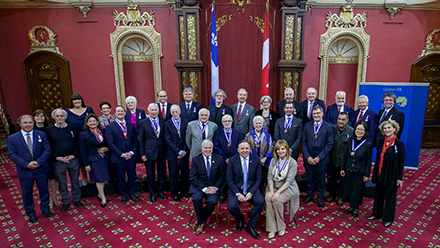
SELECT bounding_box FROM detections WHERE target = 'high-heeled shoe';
[101,202,107,208]
[52,196,61,207]
[345,207,354,214]
[352,209,359,217]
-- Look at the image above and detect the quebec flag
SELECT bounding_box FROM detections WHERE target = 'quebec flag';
[211,4,219,105]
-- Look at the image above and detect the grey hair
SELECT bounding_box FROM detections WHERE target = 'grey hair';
[284,87,294,95]
[237,88,248,96]
[170,104,180,112]
[51,108,68,119]
[201,139,213,148]
[18,114,34,123]
[382,92,397,103]
[182,87,194,96]
[335,91,346,100]
[125,96,137,104]
[260,95,272,104]
[358,95,369,103]
[213,89,227,99]
[312,105,323,113]
[306,87,317,94]
[253,115,264,124]
[147,103,158,111]
[198,108,210,117]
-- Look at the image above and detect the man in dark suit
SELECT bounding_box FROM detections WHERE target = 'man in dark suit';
[301,87,326,125]
[179,87,202,123]
[376,93,405,145]
[226,141,264,240]
[164,104,190,202]
[157,90,172,121]
[301,106,334,208]
[139,103,168,203]
[186,108,218,162]
[207,89,232,127]
[189,140,225,235]
[231,88,255,135]
[277,87,303,119]
[213,114,244,202]
[274,101,303,160]
[352,95,378,145]
[106,106,139,204]
[8,115,52,223]
[325,91,354,127]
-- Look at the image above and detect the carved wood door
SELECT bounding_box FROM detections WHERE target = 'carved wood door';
[23,51,72,118]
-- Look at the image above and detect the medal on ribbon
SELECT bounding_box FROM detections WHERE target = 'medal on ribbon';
[172,118,181,137]
[351,139,366,156]
[276,159,289,177]
[224,128,232,147]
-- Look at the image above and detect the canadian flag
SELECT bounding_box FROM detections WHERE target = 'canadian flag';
[261,2,269,97]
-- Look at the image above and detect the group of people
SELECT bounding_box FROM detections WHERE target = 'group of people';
[7,86,406,239]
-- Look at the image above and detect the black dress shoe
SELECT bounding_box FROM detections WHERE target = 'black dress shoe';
[246,226,260,240]
[318,201,325,208]
[121,196,128,204]
[101,202,107,208]
[383,222,392,227]
[180,192,190,198]
[74,201,84,208]
[28,216,38,223]
[43,211,53,218]
[172,195,180,202]
[236,221,244,231]
[367,215,377,220]
[345,207,354,214]
[220,195,226,204]
[301,198,313,204]
[158,193,168,199]
[61,203,70,212]
[130,194,139,202]
[352,209,359,217]
[150,194,157,203]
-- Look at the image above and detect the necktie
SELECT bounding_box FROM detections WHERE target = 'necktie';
[187,103,190,116]
[339,106,342,113]
[202,123,206,140]
[237,104,242,121]
[314,124,318,133]
[206,157,211,178]
[242,157,248,195]
[357,110,364,123]
[162,104,165,119]
[380,110,388,123]
[26,133,33,159]
[308,102,313,119]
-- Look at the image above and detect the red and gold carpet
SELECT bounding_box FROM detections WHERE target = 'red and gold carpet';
[1,150,440,248]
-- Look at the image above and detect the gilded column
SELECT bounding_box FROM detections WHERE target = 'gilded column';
[174,0,204,102]
[277,0,307,101]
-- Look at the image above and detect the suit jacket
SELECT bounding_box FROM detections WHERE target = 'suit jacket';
[185,120,218,161]
[79,129,109,166]
[138,117,166,161]
[8,130,51,179]
[352,108,378,145]
[106,121,138,163]
[330,124,354,167]
[277,99,303,119]
[189,153,225,194]
[179,101,202,123]
[207,104,233,127]
[273,115,303,158]
[341,139,372,177]
[302,121,334,164]
[301,99,326,125]
[325,103,354,127]
[231,102,255,135]
[125,108,146,130]
[213,127,243,161]
[164,117,188,160]
[157,102,172,121]
[377,106,405,138]
[226,154,262,196]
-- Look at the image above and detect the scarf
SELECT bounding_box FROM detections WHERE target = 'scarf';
[378,134,397,175]
[90,128,104,143]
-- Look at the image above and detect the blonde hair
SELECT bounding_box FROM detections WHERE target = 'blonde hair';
[272,139,291,160]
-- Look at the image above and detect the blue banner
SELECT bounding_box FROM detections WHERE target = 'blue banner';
[359,82,429,170]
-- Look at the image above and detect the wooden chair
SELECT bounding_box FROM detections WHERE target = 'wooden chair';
[186,197,222,226]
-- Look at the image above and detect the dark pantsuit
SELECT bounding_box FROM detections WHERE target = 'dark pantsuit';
[327,162,343,198]
[115,159,136,197]
[179,157,190,192]
[168,157,189,195]
[54,158,81,204]
[145,157,166,194]
[19,172,50,217]
[192,191,219,225]
[227,191,264,228]
[305,161,328,201]
[372,182,397,222]
[343,171,365,208]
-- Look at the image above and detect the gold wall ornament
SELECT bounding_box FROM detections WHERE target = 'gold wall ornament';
[284,16,294,60]
[113,1,155,27]
[179,16,186,59]
[295,17,302,60]
[421,29,440,57]
[189,71,198,99]
[325,0,367,29]
[284,72,292,89]
[28,26,61,55]
[216,14,233,32]
[248,16,265,34]
[187,15,197,60]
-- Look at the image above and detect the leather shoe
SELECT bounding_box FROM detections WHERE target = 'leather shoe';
[336,198,344,206]
[345,207,354,214]
[367,215,377,220]
[74,201,83,208]
[150,194,157,203]
[301,198,313,204]
[326,196,334,203]
[28,216,37,223]
[236,221,244,231]
[195,223,205,235]
[383,222,392,227]
[121,196,128,204]
[220,195,226,204]
[318,201,325,208]
[353,209,359,217]
[246,226,260,239]
[130,194,139,202]
[101,202,107,208]
[172,195,180,202]
[158,193,168,200]
[43,211,53,218]
[180,192,190,198]
[192,223,199,231]
[61,203,70,212]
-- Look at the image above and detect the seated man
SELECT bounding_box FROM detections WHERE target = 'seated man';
[189,140,225,235]
[226,141,264,240]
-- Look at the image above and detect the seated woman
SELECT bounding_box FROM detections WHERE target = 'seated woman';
[79,114,110,208]
[33,109,60,209]
[98,101,115,129]
[245,116,273,191]
[340,122,372,217]
[265,139,299,239]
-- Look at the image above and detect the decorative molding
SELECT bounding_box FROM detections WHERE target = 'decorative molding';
[113,1,155,27]
[421,29,440,57]
[27,26,61,55]
[77,6,91,18]
[325,0,367,29]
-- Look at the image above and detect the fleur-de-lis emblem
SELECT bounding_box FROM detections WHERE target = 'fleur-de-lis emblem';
[211,33,217,47]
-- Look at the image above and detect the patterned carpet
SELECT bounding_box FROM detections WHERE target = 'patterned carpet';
[1,149,440,248]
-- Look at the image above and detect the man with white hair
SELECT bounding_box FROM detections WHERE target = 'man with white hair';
[186,108,218,162]
[207,89,232,127]
[352,95,378,144]
[139,103,168,203]
[231,88,255,135]
[325,91,354,127]
[301,87,326,125]
[277,88,303,119]
[179,87,202,123]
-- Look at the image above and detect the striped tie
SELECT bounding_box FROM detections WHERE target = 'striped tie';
[26,133,33,159]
